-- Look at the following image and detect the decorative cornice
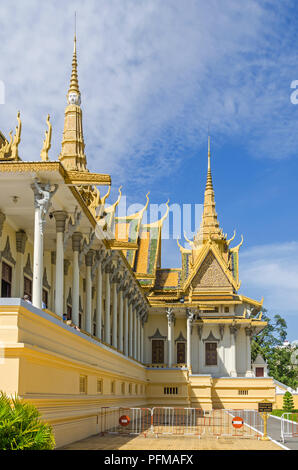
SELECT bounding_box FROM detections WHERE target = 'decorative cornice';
[148,328,167,341]
[0,211,6,237]
[1,236,16,266]
[43,267,51,290]
[64,171,111,186]
[202,330,220,343]
[23,253,33,278]
[175,331,187,343]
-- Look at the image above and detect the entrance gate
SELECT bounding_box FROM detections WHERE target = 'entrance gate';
[99,407,264,439]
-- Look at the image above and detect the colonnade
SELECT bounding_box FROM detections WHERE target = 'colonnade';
[30,181,147,362]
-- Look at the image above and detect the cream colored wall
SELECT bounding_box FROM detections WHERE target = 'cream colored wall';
[0,301,147,447]
[211,378,276,409]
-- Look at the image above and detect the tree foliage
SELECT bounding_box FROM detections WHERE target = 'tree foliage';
[0,392,55,450]
[251,309,298,390]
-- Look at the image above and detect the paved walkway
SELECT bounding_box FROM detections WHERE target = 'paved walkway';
[61,434,281,451]
[268,415,298,451]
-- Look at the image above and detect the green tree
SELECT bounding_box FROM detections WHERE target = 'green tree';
[251,309,298,390]
[283,391,295,412]
[0,392,55,450]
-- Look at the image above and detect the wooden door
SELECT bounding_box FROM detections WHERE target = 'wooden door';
[255,367,264,377]
[152,339,164,364]
[177,342,186,364]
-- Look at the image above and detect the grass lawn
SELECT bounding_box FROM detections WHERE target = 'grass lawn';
[271,410,298,422]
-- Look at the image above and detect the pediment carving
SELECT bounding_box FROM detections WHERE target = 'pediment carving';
[191,251,230,290]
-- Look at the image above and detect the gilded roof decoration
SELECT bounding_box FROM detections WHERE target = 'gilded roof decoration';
[40,114,52,162]
[0,111,22,161]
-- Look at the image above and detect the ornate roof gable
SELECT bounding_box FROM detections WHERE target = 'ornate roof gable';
[183,241,240,293]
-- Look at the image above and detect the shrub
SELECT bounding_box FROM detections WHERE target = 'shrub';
[283,391,295,413]
[0,391,55,450]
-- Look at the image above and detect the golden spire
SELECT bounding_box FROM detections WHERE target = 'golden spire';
[59,19,87,172]
[67,23,81,103]
[195,136,223,244]
[206,135,213,191]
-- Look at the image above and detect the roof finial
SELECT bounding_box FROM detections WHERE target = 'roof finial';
[206,134,213,190]
[67,12,81,105]
[208,135,211,171]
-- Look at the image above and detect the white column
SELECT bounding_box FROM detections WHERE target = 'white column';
[32,205,43,308]
[166,308,175,367]
[104,270,111,344]
[245,327,254,377]
[85,250,94,334]
[230,325,238,377]
[63,259,70,314]
[50,251,56,311]
[133,308,137,360]
[112,282,118,348]
[141,321,144,363]
[124,296,129,356]
[186,309,194,371]
[31,181,57,309]
[72,232,82,326]
[219,324,225,376]
[53,211,68,316]
[118,289,124,352]
[129,303,133,357]
[137,315,141,361]
[96,263,103,340]
[15,230,27,297]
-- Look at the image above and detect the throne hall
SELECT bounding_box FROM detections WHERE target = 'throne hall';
[0,35,275,447]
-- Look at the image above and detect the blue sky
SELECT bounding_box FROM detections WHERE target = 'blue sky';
[0,0,298,340]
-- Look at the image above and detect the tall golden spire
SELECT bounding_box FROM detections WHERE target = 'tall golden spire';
[195,136,223,244]
[68,21,81,101]
[59,19,87,172]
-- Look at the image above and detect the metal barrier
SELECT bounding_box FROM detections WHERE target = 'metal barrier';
[99,407,152,436]
[98,407,264,439]
[152,407,205,437]
[281,413,298,443]
[207,409,263,439]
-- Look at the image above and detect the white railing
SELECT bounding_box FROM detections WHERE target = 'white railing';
[281,413,298,443]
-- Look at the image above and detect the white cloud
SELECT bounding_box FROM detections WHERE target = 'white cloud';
[239,241,298,315]
[0,0,296,194]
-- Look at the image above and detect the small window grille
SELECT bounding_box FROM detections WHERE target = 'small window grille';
[163,387,178,395]
[238,389,248,395]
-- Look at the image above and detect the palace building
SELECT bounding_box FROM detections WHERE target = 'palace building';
[0,35,275,447]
